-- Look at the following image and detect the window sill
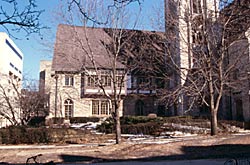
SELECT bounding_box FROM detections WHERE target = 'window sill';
[92,115,111,117]
[63,85,74,88]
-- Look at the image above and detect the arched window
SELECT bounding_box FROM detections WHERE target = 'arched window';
[64,99,73,119]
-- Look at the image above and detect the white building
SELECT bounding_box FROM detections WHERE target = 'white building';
[0,32,23,127]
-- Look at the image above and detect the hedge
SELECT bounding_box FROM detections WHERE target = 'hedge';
[0,126,51,144]
[96,116,163,135]
[0,126,90,144]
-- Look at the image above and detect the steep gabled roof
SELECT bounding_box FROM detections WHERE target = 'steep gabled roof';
[52,24,124,72]
[52,24,166,73]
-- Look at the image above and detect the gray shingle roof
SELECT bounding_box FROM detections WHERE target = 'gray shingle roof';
[52,24,125,72]
[52,24,166,72]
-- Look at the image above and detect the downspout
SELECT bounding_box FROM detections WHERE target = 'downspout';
[54,74,58,120]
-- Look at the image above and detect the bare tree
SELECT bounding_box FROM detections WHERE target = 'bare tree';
[52,0,142,144]
[0,75,21,126]
[162,0,250,135]
[20,79,49,125]
[0,0,45,37]
[0,75,48,126]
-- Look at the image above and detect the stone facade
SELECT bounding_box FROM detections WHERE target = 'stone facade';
[164,0,219,116]
[40,25,167,120]
[228,28,250,121]
[164,0,250,122]
[40,65,124,119]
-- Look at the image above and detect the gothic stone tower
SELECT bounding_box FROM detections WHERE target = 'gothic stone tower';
[165,0,219,115]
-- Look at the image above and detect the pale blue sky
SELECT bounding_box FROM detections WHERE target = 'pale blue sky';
[3,0,164,81]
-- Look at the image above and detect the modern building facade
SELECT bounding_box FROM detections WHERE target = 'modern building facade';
[0,32,23,127]
[0,33,23,81]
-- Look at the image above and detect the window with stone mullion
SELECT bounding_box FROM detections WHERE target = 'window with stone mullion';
[92,100,99,115]
[65,75,74,86]
[101,101,109,115]
[101,75,111,87]
[64,99,73,119]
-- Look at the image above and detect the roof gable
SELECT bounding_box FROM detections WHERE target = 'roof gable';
[52,24,166,73]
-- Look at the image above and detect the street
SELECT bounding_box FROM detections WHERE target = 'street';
[61,159,229,165]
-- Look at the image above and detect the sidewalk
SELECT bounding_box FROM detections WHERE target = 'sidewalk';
[0,143,100,149]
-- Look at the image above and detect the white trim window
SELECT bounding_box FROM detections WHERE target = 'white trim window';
[65,75,74,86]
[87,75,111,87]
[116,75,124,87]
[92,100,99,115]
[92,100,110,116]
[101,75,111,87]
[64,99,73,119]
[87,75,98,87]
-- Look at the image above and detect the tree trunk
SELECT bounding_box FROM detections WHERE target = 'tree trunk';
[210,109,218,135]
[115,106,121,144]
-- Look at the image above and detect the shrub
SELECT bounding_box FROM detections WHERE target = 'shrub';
[122,122,162,135]
[96,116,163,135]
[96,118,114,134]
[121,116,163,125]
[0,126,51,144]
[70,117,100,123]
[163,116,194,123]
[0,126,25,144]
[25,128,51,143]
[28,116,46,127]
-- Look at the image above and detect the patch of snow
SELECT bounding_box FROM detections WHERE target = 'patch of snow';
[70,122,101,130]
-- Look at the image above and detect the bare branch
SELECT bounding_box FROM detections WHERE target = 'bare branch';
[0,0,46,37]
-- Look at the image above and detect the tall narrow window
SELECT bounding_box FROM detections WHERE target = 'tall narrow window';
[101,101,109,115]
[193,0,202,14]
[64,99,73,119]
[92,100,99,115]
[80,74,85,98]
[135,100,144,116]
[116,75,124,87]
[65,75,74,86]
